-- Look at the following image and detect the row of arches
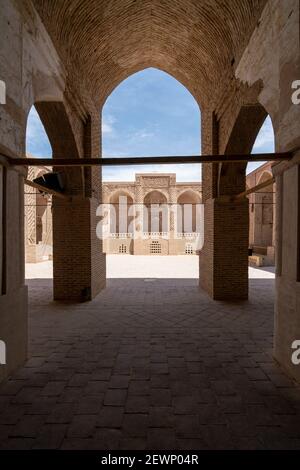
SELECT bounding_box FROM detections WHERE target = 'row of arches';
[109,189,201,234]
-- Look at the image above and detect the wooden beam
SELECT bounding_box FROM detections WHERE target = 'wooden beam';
[234,176,275,201]
[24,179,69,200]
[5,152,292,167]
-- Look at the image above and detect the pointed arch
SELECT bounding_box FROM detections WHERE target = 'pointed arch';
[101,68,201,182]
[218,104,268,196]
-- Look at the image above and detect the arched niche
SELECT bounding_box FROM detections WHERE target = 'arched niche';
[143,190,168,233]
[177,190,201,233]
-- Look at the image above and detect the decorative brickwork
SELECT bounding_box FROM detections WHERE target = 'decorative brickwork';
[102,173,202,256]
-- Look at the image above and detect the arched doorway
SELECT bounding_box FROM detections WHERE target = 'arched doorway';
[177,190,201,234]
[25,107,53,264]
[247,115,276,266]
[143,190,168,235]
[101,67,201,272]
[105,190,134,255]
[257,171,274,247]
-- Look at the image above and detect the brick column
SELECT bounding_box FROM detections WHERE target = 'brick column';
[53,195,105,301]
[202,197,249,300]
[200,109,249,300]
[52,111,106,301]
[199,109,218,296]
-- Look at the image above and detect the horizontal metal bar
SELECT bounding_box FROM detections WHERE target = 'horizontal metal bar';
[6,152,292,167]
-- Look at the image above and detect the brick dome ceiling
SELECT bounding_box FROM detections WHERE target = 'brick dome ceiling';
[33,0,266,105]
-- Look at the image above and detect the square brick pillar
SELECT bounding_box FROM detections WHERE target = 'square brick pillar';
[200,196,249,300]
[53,195,106,301]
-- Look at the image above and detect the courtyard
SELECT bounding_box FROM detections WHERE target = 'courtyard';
[0,0,300,457]
[0,256,299,450]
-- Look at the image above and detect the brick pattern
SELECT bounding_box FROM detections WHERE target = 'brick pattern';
[0,275,299,450]
[32,1,267,107]
[24,166,53,263]
[200,194,249,300]
[102,174,202,256]
[200,98,267,300]
[213,198,249,300]
[53,197,105,301]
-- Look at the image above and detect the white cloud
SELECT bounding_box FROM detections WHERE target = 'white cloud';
[26,106,52,157]
[102,122,114,134]
[252,116,275,152]
[102,115,116,135]
[26,107,42,141]
[133,130,154,140]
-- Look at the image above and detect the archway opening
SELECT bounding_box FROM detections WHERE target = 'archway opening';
[24,106,53,276]
[102,68,202,278]
[177,190,201,234]
[143,190,168,234]
[247,115,275,269]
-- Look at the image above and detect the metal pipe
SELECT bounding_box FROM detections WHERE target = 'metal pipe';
[4,152,292,167]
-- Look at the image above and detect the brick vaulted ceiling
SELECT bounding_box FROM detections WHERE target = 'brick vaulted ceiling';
[32,0,267,106]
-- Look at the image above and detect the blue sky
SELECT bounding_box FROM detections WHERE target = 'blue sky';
[26,68,274,181]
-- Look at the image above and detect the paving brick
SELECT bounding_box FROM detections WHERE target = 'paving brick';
[93,428,121,449]
[1,268,300,450]
[76,396,103,415]
[128,380,150,396]
[119,437,146,450]
[10,415,45,438]
[104,389,127,406]
[149,406,174,428]
[41,381,66,397]
[32,424,67,449]
[174,414,202,438]
[97,406,124,428]
[109,375,130,389]
[150,389,172,407]
[67,415,97,438]
[126,396,150,413]
[46,403,76,423]
[84,381,108,395]
[147,428,176,450]
[173,395,198,414]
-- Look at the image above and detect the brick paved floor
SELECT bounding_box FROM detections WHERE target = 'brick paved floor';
[0,261,300,449]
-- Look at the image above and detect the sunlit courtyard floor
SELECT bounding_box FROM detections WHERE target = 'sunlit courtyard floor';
[25,255,276,280]
[0,256,299,450]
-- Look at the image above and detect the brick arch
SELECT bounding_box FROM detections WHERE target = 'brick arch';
[177,189,201,204]
[26,101,95,302]
[177,190,201,233]
[109,190,134,235]
[33,102,79,158]
[32,1,266,107]
[143,190,168,204]
[143,190,168,234]
[109,189,135,204]
[257,170,273,185]
[218,104,268,196]
[32,101,84,194]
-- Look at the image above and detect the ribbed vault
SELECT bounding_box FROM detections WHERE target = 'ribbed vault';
[33,0,267,106]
